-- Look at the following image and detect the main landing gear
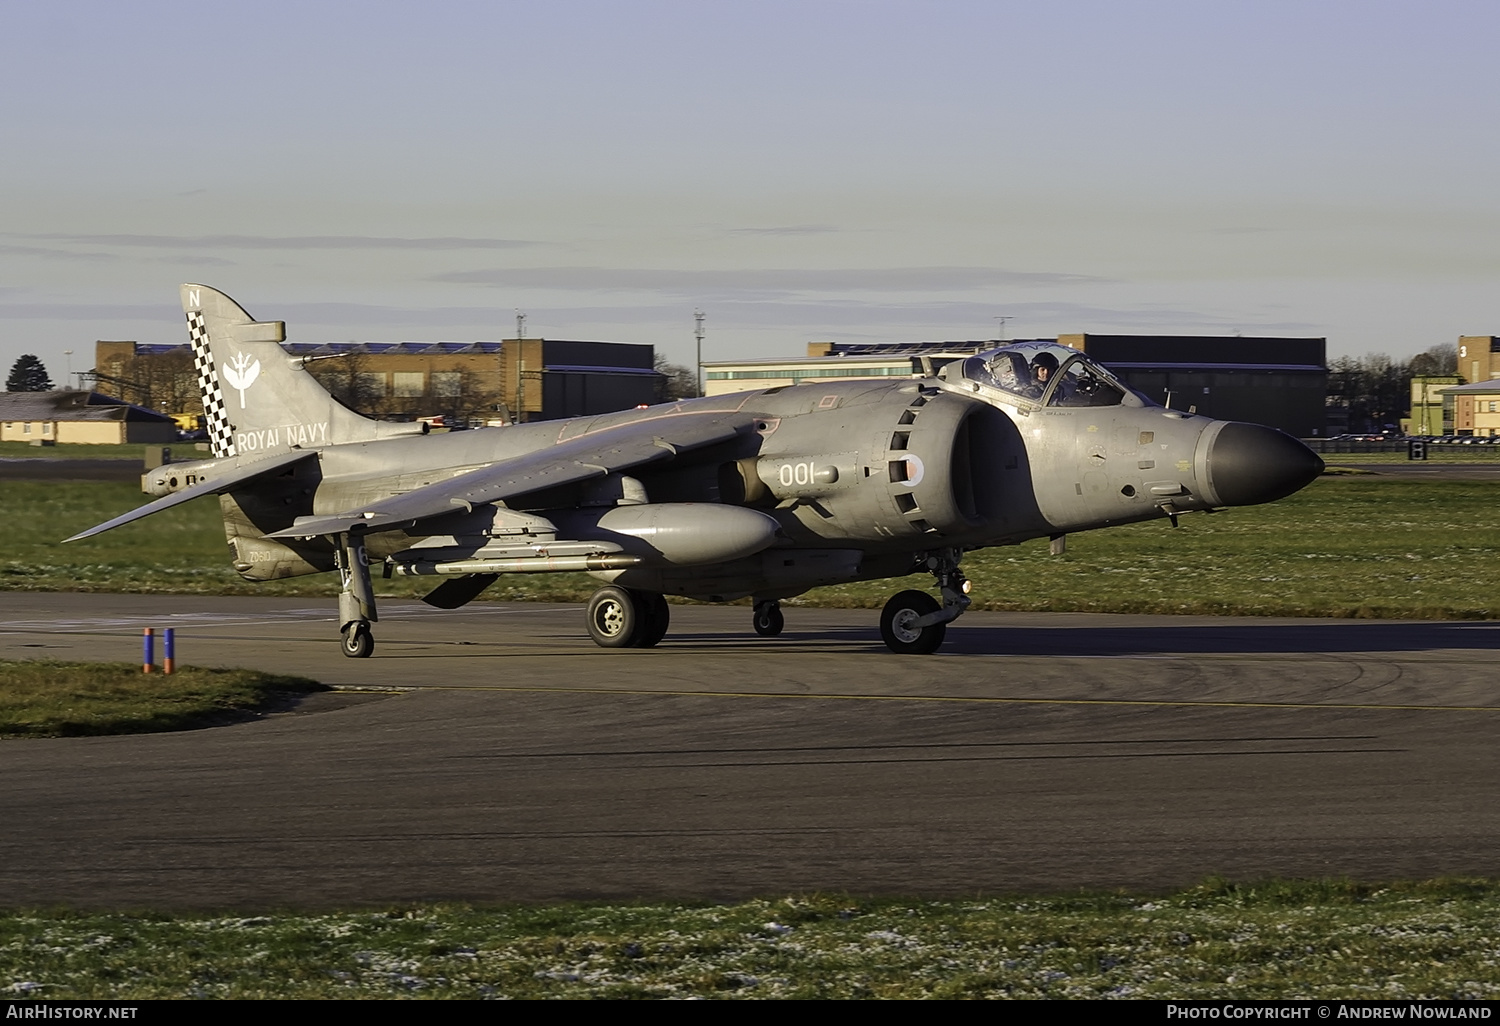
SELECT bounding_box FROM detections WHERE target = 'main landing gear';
[878,548,971,655]
[584,586,670,648]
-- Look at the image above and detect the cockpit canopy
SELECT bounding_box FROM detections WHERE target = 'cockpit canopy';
[952,342,1138,409]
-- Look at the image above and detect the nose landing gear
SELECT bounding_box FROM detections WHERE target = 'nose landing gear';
[878,548,970,655]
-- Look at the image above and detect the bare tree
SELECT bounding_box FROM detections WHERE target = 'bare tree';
[654,354,699,401]
[426,364,501,425]
[307,352,387,416]
[97,349,198,412]
[1329,352,1437,434]
[1409,343,1459,377]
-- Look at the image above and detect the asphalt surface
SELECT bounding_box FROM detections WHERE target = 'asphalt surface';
[1322,461,1500,480]
[2,593,1498,909]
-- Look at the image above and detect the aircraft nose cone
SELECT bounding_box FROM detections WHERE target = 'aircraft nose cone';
[1206,422,1324,507]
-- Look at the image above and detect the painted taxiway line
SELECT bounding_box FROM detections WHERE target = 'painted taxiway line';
[0,603,569,633]
[380,682,1500,713]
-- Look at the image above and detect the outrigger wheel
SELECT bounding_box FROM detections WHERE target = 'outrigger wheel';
[752,600,784,637]
[879,590,946,655]
[341,621,375,658]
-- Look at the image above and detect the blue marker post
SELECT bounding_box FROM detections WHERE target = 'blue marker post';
[142,628,155,674]
[163,628,175,675]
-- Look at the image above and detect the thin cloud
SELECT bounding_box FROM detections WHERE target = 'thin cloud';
[725,225,843,236]
[0,244,118,262]
[0,303,178,320]
[10,234,542,251]
[432,266,1108,297]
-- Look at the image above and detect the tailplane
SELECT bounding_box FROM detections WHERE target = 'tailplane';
[182,284,418,458]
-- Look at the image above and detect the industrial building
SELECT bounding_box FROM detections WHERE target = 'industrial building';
[1408,375,1462,436]
[1458,336,1500,385]
[705,335,1328,437]
[1440,379,1500,436]
[92,336,662,424]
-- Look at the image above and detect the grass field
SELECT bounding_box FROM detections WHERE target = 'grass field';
[5,476,1500,618]
[1322,450,1500,464]
[3,880,1497,999]
[0,441,194,461]
[0,660,324,738]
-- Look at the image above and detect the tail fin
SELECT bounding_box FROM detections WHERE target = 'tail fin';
[182,284,415,458]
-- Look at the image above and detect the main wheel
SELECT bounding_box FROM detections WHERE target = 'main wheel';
[632,591,670,648]
[586,586,643,648]
[752,602,784,637]
[341,622,375,658]
[879,590,946,655]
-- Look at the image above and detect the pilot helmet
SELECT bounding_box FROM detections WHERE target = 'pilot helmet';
[1029,352,1060,376]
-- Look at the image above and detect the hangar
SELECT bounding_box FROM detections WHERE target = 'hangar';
[0,390,177,444]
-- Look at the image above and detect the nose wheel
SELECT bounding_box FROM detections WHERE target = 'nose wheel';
[880,590,946,654]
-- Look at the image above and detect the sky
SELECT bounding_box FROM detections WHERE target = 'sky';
[3,0,1498,383]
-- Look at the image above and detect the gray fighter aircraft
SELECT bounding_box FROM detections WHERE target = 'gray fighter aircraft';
[68,284,1324,656]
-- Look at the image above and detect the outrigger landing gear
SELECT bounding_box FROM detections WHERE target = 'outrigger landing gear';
[879,548,971,655]
[341,621,374,658]
[584,586,670,648]
[752,599,784,637]
[335,531,378,658]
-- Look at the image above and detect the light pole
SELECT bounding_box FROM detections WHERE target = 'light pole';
[694,310,706,397]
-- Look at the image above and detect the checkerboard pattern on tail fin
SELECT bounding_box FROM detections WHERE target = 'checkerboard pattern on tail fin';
[186,308,235,458]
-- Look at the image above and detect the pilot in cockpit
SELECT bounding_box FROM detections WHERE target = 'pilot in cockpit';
[1027,352,1059,398]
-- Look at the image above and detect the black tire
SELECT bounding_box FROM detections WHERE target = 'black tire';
[632,591,671,648]
[586,586,642,648]
[341,622,375,658]
[753,603,784,637]
[879,590,946,655]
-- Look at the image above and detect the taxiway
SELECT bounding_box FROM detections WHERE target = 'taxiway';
[1,592,1497,908]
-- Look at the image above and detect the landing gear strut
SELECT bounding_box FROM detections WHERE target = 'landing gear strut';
[878,548,970,655]
[752,599,784,637]
[336,531,378,658]
[584,586,670,648]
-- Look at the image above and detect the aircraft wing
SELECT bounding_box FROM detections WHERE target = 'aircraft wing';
[264,412,755,539]
[64,449,318,542]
